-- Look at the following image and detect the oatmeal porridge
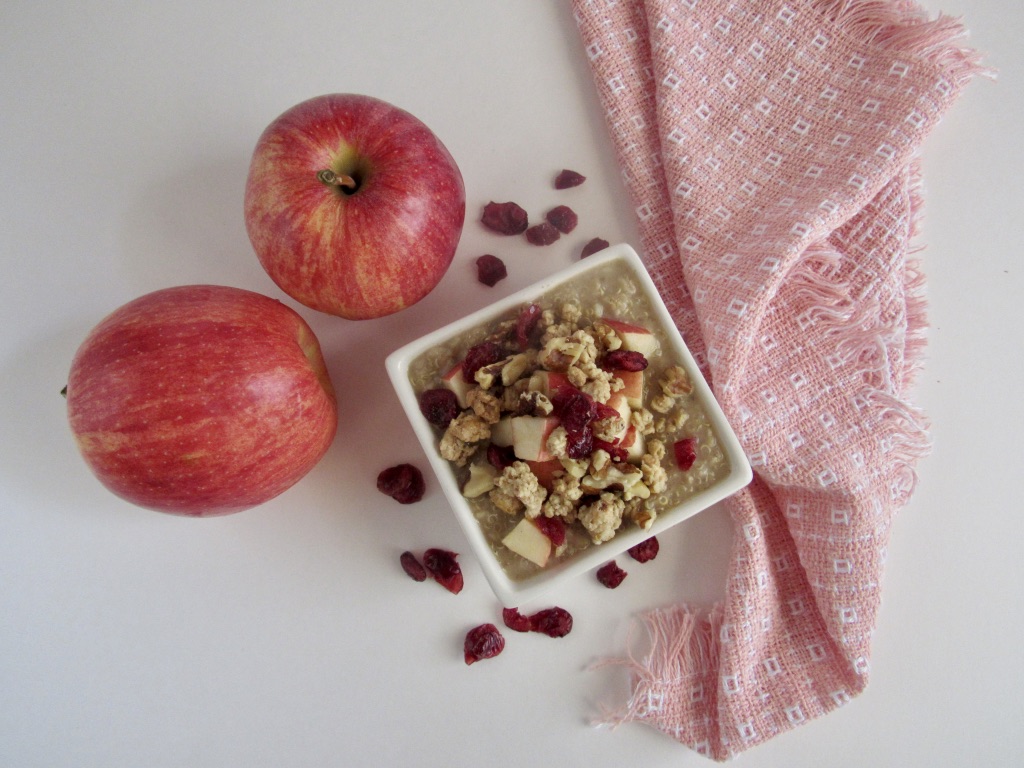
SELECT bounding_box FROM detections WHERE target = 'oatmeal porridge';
[407,259,731,582]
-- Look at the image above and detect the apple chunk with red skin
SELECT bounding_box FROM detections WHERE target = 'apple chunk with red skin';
[527,370,573,398]
[245,93,466,320]
[502,518,552,567]
[604,318,659,357]
[441,361,474,408]
[612,369,644,409]
[510,415,559,462]
[65,285,338,516]
[525,458,563,490]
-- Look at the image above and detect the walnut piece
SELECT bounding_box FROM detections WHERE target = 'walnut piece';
[518,390,553,416]
[463,462,499,498]
[661,365,693,396]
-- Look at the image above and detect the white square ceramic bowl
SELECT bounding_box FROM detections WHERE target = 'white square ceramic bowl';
[385,243,751,607]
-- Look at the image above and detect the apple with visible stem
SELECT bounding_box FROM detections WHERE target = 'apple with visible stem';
[65,285,338,516]
[245,93,466,320]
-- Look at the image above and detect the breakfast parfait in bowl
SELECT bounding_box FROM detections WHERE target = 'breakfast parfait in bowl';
[387,245,751,605]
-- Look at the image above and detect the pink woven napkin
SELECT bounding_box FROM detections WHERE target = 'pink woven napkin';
[573,0,983,758]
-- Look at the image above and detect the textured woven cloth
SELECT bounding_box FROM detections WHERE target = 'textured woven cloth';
[572,0,983,758]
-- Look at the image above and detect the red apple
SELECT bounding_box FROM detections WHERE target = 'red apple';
[65,285,338,516]
[244,93,466,320]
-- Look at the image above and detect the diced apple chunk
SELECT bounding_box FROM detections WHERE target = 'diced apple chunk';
[502,518,552,567]
[619,425,646,463]
[605,392,632,440]
[510,415,559,462]
[527,370,572,398]
[525,458,564,490]
[441,361,474,408]
[490,417,514,447]
[604,318,659,358]
[612,369,644,410]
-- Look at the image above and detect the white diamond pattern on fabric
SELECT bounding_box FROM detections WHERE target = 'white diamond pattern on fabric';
[573,0,984,759]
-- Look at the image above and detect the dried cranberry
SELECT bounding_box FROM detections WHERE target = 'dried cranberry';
[602,350,649,372]
[525,221,560,246]
[528,607,573,638]
[554,169,586,189]
[594,401,619,421]
[552,388,596,433]
[462,341,504,383]
[501,607,533,633]
[674,437,698,471]
[545,205,578,234]
[580,238,609,258]
[377,464,425,504]
[628,536,660,563]
[487,443,517,470]
[423,548,464,594]
[596,560,628,588]
[565,427,594,460]
[514,303,542,351]
[481,201,528,235]
[400,551,427,582]
[464,623,505,664]
[475,254,508,287]
[534,516,566,547]
[418,388,459,428]
[553,389,598,460]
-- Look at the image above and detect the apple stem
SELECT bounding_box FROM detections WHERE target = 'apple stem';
[317,169,358,191]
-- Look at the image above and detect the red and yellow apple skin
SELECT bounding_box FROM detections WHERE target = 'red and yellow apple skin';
[66,285,338,516]
[244,93,466,320]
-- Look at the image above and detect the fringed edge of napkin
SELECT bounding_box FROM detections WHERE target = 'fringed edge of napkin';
[810,0,993,82]
[589,603,724,757]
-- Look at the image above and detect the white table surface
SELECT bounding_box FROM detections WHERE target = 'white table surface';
[2,2,1020,766]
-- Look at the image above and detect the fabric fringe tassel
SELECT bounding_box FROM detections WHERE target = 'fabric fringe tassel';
[783,246,934,464]
[590,604,721,729]
[901,161,930,387]
[808,0,994,83]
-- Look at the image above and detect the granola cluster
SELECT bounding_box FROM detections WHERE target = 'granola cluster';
[430,301,693,558]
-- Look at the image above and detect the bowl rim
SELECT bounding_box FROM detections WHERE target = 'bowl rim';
[385,243,751,607]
